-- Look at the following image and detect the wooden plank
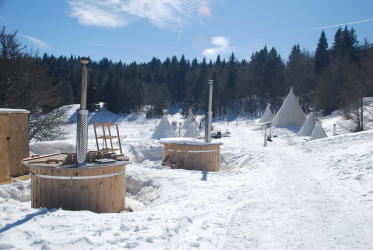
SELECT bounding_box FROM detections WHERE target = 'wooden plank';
[96,168,105,213]
[65,169,74,210]
[53,168,65,209]
[116,124,123,155]
[0,115,11,182]
[45,168,52,209]
[87,168,98,212]
[80,168,89,212]
[97,135,118,140]
[72,168,81,211]
[9,114,29,177]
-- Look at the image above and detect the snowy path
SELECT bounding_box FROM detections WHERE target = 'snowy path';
[222,134,373,249]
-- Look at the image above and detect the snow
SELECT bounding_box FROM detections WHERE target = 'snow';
[160,137,223,145]
[0,108,30,114]
[1,104,373,249]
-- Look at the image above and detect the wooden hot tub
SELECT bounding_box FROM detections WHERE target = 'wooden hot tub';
[22,153,129,213]
[160,138,223,172]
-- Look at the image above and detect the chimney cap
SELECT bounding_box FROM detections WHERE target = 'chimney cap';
[80,57,90,65]
[208,80,214,85]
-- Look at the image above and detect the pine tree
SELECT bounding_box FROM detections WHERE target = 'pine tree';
[314,31,329,75]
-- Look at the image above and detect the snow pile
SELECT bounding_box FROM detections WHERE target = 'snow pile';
[30,140,75,155]
[124,139,163,163]
[309,121,327,141]
[0,180,31,202]
[272,87,306,127]
[298,112,316,136]
[151,115,177,139]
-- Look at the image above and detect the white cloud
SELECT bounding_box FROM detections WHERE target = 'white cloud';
[20,34,50,49]
[68,0,211,29]
[198,6,211,16]
[202,36,232,59]
[69,1,126,28]
[313,18,373,30]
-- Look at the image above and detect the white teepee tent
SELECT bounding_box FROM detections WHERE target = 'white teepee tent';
[271,87,306,127]
[151,115,177,139]
[298,112,316,136]
[259,105,273,123]
[183,122,200,138]
[309,121,327,141]
[182,109,194,129]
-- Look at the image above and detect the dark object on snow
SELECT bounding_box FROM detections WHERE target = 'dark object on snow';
[267,136,272,142]
[211,131,222,139]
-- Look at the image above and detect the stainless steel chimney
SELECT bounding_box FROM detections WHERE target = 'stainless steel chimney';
[76,57,89,167]
[205,80,214,142]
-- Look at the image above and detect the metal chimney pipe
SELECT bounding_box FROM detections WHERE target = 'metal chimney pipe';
[76,57,90,167]
[205,80,214,142]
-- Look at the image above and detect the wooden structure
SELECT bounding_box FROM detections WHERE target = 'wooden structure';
[22,153,129,213]
[160,139,223,172]
[0,109,30,183]
[93,123,123,154]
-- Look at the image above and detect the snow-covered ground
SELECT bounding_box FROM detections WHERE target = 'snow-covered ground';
[1,105,373,249]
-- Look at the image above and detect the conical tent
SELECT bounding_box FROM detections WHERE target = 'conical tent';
[259,105,273,123]
[309,121,327,141]
[182,110,194,129]
[183,123,200,138]
[298,112,316,136]
[271,88,306,127]
[151,115,177,139]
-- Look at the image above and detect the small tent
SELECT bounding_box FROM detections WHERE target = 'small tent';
[272,87,306,127]
[259,105,273,124]
[298,112,316,136]
[182,109,195,129]
[309,121,327,141]
[151,115,177,139]
[183,122,200,138]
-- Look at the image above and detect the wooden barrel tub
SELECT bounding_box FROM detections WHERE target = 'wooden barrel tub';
[160,138,223,172]
[22,153,128,213]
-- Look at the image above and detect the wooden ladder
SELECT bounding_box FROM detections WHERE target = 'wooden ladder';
[93,123,123,154]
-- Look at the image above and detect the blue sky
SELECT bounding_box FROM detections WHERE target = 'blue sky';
[1,0,373,63]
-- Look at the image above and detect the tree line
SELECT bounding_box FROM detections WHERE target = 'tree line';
[1,26,373,133]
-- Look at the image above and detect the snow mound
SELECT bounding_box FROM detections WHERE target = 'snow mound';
[124,139,163,163]
[0,180,31,202]
[30,141,75,155]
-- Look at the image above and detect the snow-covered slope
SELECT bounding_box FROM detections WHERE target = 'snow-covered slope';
[1,105,373,249]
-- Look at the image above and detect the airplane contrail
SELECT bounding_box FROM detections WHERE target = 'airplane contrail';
[313,18,373,30]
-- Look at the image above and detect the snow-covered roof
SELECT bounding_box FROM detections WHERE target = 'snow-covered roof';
[272,88,306,127]
[298,112,316,136]
[0,108,30,114]
[160,137,223,145]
